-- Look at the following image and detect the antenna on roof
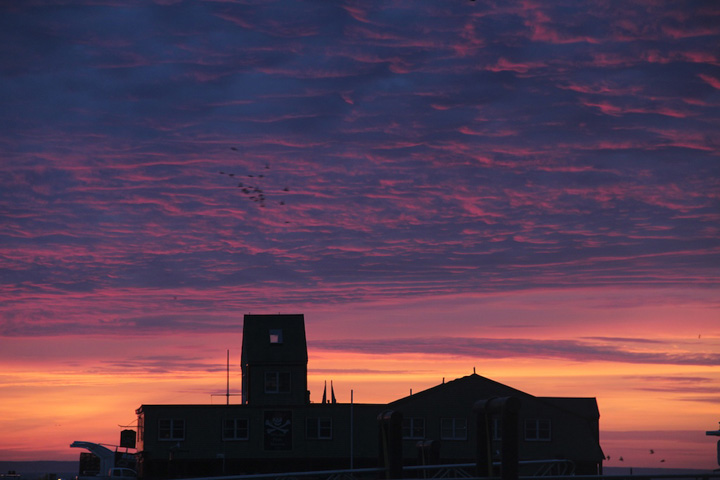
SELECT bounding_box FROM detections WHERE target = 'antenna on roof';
[211,349,241,404]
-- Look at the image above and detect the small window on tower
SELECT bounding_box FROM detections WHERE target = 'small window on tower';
[269,329,283,344]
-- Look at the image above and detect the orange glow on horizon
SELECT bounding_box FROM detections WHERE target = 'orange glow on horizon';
[1,294,718,470]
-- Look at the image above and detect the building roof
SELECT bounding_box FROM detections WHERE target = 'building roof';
[539,396,600,419]
[389,373,599,421]
[389,373,535,406]
[241,314,308,365]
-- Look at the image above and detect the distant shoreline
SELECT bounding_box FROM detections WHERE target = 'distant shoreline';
[0,461,76,480]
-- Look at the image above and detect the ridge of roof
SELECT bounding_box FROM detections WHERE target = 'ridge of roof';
[388,372,537,405]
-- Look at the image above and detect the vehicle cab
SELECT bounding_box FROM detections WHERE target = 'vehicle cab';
[108,468,137,480]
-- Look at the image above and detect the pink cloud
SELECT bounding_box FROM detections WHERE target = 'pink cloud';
[341,5,371,24]
[558,81,643,96]
[530,26,601,45]
[485,57,546,73]
[578,98,696,119]
[661,23,720,40]
[458,125,518,137]
[698,73,720,89]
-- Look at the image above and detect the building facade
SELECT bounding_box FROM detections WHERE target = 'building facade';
[134,314,604,478]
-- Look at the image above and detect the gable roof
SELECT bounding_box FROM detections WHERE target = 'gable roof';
[389,373,532,404]
[389,373,599,422]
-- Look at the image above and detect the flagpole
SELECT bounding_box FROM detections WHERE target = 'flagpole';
[350,389,354,469]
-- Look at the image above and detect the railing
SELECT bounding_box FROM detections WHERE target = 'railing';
[172,459,720,480]
[403,461,574,478]
[173,471,720,480]
[174,466,383,480]
[538,476,720,480]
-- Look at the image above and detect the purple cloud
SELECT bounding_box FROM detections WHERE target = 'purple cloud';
[311,337,720,367]
[0,0,718,333]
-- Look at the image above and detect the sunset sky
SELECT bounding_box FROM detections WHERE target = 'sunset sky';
[1,0,719,471]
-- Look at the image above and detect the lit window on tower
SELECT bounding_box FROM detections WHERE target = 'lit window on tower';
[269,329,283,344]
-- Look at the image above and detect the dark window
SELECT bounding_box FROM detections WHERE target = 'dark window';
[265,371,291,393]
[306,417,332,439]
[524,419,551,441]
[492,416,502,440]
[441,417,467,440]
[269,329,283,344]
[223,418,249,440]
[402,417,425,439]
[158,419,185,441]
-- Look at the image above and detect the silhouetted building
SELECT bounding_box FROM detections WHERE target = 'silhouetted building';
[241,314,308,406]
[135,314,603,478]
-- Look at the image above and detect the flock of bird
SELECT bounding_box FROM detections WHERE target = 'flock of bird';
[218,147,290,210]
[604,449,665,464]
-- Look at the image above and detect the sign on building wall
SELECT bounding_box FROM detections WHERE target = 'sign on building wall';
[264,410,292,450]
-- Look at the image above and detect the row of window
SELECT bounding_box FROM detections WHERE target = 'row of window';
[158,417,552,442]
[403,417,551,441]
[403,417,468,440]
[158,417,332,441]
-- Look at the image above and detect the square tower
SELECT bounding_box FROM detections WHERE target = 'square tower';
[241,314,308,405]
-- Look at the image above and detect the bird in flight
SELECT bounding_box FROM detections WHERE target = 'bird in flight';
[217,147,291,211]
